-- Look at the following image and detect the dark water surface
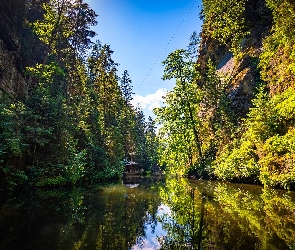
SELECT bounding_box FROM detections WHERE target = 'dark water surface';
[1,177,295,250]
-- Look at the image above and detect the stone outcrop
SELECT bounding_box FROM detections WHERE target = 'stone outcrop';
[0,0,45,101]
[197,0,272,121]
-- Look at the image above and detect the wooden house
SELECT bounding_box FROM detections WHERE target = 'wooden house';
[124,162,142,175]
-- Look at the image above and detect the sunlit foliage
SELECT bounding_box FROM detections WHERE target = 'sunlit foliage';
[202,0,249,53]
[156,0,295,189]
[214,87,295,188]
[158,178,295,249]
[155,49,203,175]
[259,0,295,93]
[0,0,158,190]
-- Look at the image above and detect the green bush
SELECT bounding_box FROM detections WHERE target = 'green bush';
[213,88,295,188]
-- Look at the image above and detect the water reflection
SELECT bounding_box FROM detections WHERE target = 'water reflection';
[159,179,295,250]
[131,204,170,250]
[0,178,295,249]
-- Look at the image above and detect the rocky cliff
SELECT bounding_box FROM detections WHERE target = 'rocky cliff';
[197,0,272,120]
[0,0,46,101]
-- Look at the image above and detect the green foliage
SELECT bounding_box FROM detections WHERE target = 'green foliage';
[0,102,28,190]
[120,70,134,104]
[26,62,65,80]
[31,0,97,56]
[156,48,203,175]
[5,0,295,191]
[260,129,295,189]
[31,3,61,47]
[202,0,249,54]
[259,0,295,93]
[201,58,235,152]
[0,102,26,157]
[155,1,295,189]
[156,40,235,177]
[193,0,295,188]
[213,139,259,180]
[145,116,160,169]
[0,0,159,191]
[214,87,295,188]
[1,166,28,191]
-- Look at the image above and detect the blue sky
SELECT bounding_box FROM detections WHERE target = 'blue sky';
[86,0,203,119]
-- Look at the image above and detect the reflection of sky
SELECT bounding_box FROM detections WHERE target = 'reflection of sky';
[130,204,171,250]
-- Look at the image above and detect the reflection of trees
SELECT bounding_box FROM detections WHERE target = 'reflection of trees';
[158,178,295,250]
[158,178,205,249]
[262,189,295,249]
[58,181,163,249]
[213,185,295,249]
[2,179,295,249]
[0,188,87,249]
[212,184,274,250]
[0,178,163,250]
[87,186,155,249]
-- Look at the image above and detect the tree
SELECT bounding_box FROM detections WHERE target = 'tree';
[145,116,159,169]
[120,70,134,105]
[155,49,203,174]
[202,0,248,54]
[162,49,203,159]
[119,70,134,161]
[87,41,127,178]
[0,0,160,190]
[187,31,200,62]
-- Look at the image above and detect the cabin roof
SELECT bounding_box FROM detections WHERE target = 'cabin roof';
[125,161,138,166]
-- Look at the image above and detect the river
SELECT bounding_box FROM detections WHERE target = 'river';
[1,176,295,249]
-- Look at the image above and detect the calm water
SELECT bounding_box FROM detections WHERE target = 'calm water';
[1,176,295,250]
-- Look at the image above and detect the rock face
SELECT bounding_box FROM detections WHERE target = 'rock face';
[0,0,26,100]
[0,40,27,100]
[197,0,272,121]
[0,0,45,101]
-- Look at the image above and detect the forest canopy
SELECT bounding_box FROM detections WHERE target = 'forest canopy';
[0,0,158,190]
